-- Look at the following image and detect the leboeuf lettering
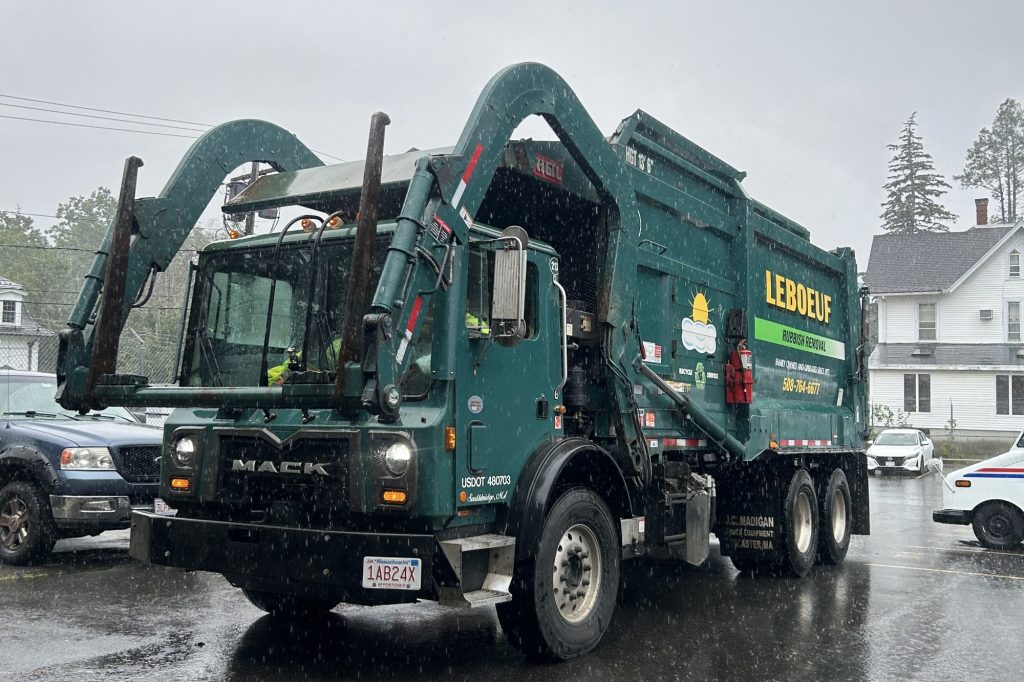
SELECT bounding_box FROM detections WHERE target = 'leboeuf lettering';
[765,270,832,324]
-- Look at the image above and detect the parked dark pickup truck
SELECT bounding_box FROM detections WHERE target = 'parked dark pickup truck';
[0,371,162,564]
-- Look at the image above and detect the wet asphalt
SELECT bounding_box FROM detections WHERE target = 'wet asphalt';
[2,473,1022,682]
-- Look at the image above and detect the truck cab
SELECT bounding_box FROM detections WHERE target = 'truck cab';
[933,430,1024,549]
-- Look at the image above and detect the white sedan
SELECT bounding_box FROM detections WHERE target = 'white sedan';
[866,429,934,474]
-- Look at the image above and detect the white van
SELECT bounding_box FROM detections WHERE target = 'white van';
[931,431,1024,549]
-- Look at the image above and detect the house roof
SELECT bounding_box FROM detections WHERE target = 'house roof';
[864,225,1014,294]
[870,343,1024,367]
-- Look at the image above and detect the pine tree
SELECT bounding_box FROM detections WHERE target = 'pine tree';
[880,113,958,234]
[956,98,1024,223]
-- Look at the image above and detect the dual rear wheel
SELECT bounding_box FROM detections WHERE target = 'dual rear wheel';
[730,467,851,575]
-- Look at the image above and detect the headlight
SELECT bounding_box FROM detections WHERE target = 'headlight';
[383,441,413,476]
[60,447,114,470]
[173,436,198,468]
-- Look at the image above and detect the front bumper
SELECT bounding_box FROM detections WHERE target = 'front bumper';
[129,511,441,605]
[50,495,151,529]
[867,456,921,472]
[933,508,972,525]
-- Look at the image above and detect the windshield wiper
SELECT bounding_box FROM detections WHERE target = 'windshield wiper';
[82,413,133,422]
[3,411,63,419]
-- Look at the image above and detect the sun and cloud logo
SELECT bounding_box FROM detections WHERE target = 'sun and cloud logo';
[681,292,717,355]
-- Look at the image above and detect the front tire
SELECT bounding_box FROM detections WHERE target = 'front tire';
[496,488,619,660]
[817,469,852,565]
[242,589,339,618]
[972,502,1024,550]
[0,481,57,565]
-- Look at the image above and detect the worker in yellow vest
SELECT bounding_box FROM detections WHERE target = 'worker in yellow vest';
[267,312,488,385]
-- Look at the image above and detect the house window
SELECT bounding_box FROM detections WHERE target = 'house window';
[918,303,936,341]
[996,375,1024,415]
[1011,251,1021,279]
[1,301,15,324]
[904,373,931,413]
[1010,302,1022,342]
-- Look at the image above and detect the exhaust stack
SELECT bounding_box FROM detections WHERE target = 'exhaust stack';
[338,112,390,369]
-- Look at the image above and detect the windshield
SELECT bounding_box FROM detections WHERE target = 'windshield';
[0,375,137,422]
[182,237,433,397]
[874,432,919,446]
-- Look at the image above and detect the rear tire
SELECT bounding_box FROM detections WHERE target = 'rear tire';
[780,469,818,577]
[971,502,1024,550]
[242,589,339,618]
[0,481,57,565]
[817,469,852,565]
[496,488,619,660]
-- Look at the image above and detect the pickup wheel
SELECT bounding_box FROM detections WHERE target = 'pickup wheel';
[779,469,819,577]
[496,488,619,660]
[817,469,852,565]
[971,502,1024,550]
[241,589,339,618]
[0,481,57,565]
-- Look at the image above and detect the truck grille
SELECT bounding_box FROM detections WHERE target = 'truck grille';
[218,435,349,507]
[117,445,162,482]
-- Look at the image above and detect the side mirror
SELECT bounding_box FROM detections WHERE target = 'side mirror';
[866,440,873,446]
[490,225,529,347]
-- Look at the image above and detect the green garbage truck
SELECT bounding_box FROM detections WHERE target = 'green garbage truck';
[56,62,869,660]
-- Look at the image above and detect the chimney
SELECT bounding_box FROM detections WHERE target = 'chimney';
[976,198,989,225]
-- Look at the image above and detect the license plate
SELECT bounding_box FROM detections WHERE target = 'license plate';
[886,460,894,467]
[362,556,422,590]
[153,498,177,516]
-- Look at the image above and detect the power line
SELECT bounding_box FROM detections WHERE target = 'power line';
[0,93,212,127]
[0,102,208,133]
[0,113,199,139]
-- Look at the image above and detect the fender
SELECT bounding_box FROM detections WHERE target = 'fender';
[501,437,634,562]
[0,445,59,492]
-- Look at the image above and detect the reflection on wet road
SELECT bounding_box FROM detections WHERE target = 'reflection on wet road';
[3,475,1022,681]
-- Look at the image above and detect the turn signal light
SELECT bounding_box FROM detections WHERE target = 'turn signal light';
[301,218,315,232]
[769,433,779,449]
[382,489,408,505]
[955,479,972,488]
[444,426,456,451]
[227,229,240,239]
[170,477,191,491]
[327,216,342,229]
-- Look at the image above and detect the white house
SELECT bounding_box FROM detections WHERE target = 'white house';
[865,200,1024,439]
[0,277,52,371]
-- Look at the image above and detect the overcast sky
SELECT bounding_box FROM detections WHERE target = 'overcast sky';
[2,2,1022,269]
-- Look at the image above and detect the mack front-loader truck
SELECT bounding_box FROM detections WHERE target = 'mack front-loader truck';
[56,63,869,660]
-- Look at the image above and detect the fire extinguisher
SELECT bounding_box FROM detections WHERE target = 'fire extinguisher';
[726,339,754,404]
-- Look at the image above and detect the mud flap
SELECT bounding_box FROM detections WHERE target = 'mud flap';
[714,466,784,561]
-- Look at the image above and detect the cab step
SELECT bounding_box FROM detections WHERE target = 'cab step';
[438,533,515,608]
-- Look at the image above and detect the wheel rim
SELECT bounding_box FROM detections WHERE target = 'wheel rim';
[552,523,603,624]
[985,513,1013,541]
[793,490,813,554]
[0,496,30,551]
[831,488,848,544]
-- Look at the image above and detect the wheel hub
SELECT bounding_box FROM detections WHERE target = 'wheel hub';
[793,490,813,554]
[552,524,602,624]
[987,514,1011,539]
[0,497,30,550]
[831,488,848,543]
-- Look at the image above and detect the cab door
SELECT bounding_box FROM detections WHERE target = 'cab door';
[454,247,561,508]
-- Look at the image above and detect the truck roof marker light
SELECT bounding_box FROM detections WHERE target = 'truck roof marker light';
[955,480,971,488]
[227,229,240,239]
[382,489,408,505]
[327,216,342,229]
[170,477,191,491]
[301,218,315,232]
[445,426,456,451]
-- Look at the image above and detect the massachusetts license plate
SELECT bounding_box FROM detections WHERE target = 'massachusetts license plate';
[153,498,177,516]
[362,556,422,590]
